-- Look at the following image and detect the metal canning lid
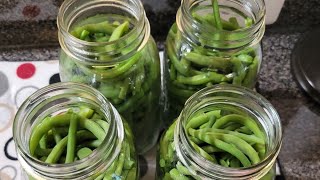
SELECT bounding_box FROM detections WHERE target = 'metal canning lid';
[291,28,320,104]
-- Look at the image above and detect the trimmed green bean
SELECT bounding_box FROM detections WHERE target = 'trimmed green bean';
[65,114,78,163]
[77,147,93,160]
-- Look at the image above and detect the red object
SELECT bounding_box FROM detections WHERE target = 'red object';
[17,63,36,79]
[22,5,41,18]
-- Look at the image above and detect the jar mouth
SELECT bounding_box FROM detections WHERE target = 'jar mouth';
[57,0,150,65]
[13,82,124,179]
[175,84,282,179]
[178,0,266,49]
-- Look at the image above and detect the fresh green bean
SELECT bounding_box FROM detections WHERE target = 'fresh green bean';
[212,0,223,30]
[169,168,189,180]
[77,147,93,160]
[184,52,232,72]
[190,141,217,163]
[189,129,252,167]
[176,72,226,85]
[65,114,78,163]
[212,114,264,139]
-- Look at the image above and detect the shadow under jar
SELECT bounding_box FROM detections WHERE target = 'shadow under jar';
[57,0,161,154]
[164,0,266,123]
[13,82,138,180]
[157,85,282,180]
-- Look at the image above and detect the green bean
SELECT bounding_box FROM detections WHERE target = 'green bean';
[94,52,141,79]
[184,52,232,72]
[176,162,192,176]
[242,57,259,87]
[35,148,52,157]
[117,90,144,113]
[65,114,78,163]
[40,156,47,162]
[212,0,223,30]
[45,136,68,164]
[176,72,226,85]
[186,110,220,129]
[188,129,251,167]
[201,145,223,153]
[189,136,204,145]
[169,168,189,180]
[195,128,265,145]
[39,133,47,149]
[115,150,125,175]
[220,159,229,167]
[190,141,217,163]
[79,117,106,141]
[79,106,94,118]
[212,114,264,139]
[228,17,240,29]
[52,128,62,144]
[208,132,260,164]
[95,119,110,133]
[223,123,243,131]
[108,21,129,42]
[71,21,115,38]
[82,140,102,148]
[236,126,253,134]
[160,121,176,162]
[80,30,90,40]
[30,113,72,156]
[237,54,253,64]
[77,147,93,160]
[167,39,190,76]
[119,78,130,99]
[192,13,239,31]
[103,158,118,179]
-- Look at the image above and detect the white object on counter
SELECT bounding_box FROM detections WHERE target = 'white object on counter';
[265,0,286,24]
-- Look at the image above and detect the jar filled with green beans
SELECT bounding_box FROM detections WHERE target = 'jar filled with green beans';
[164,0,266,122]
[57,0,162,154]
[157,85,282,180]
[13,82,138,180]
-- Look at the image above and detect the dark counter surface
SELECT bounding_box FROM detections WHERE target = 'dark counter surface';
[0,0,320,179]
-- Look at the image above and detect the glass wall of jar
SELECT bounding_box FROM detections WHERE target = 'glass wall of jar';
[157,85,282,179]
[57,0,161,154]
[164,0,266,123]
[13,82,138,179]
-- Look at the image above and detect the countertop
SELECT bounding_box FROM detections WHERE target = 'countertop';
[0,0,320,179]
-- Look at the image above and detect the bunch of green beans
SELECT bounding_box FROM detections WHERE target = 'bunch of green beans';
[30,106,137,180]
[158,108,273,180]
[60,14,160,153]
[166,0,260,118]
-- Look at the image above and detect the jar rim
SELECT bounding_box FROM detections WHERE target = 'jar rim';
[13,82,124,179]
[57,0,150,65]
[177,0,266,49]
[174,84,282,179]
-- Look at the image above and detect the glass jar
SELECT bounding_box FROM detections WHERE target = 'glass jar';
[13,82,138,179]
[57,0,161,154]
[164,0,266,121]
[157,85,282,179]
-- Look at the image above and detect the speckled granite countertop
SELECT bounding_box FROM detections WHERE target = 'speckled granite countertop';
[0,0,320,179]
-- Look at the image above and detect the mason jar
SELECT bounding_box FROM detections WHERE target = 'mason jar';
[57,0,161,154]
[164,0,266,122]
[157,85,282,179]
[13,82,138,179]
